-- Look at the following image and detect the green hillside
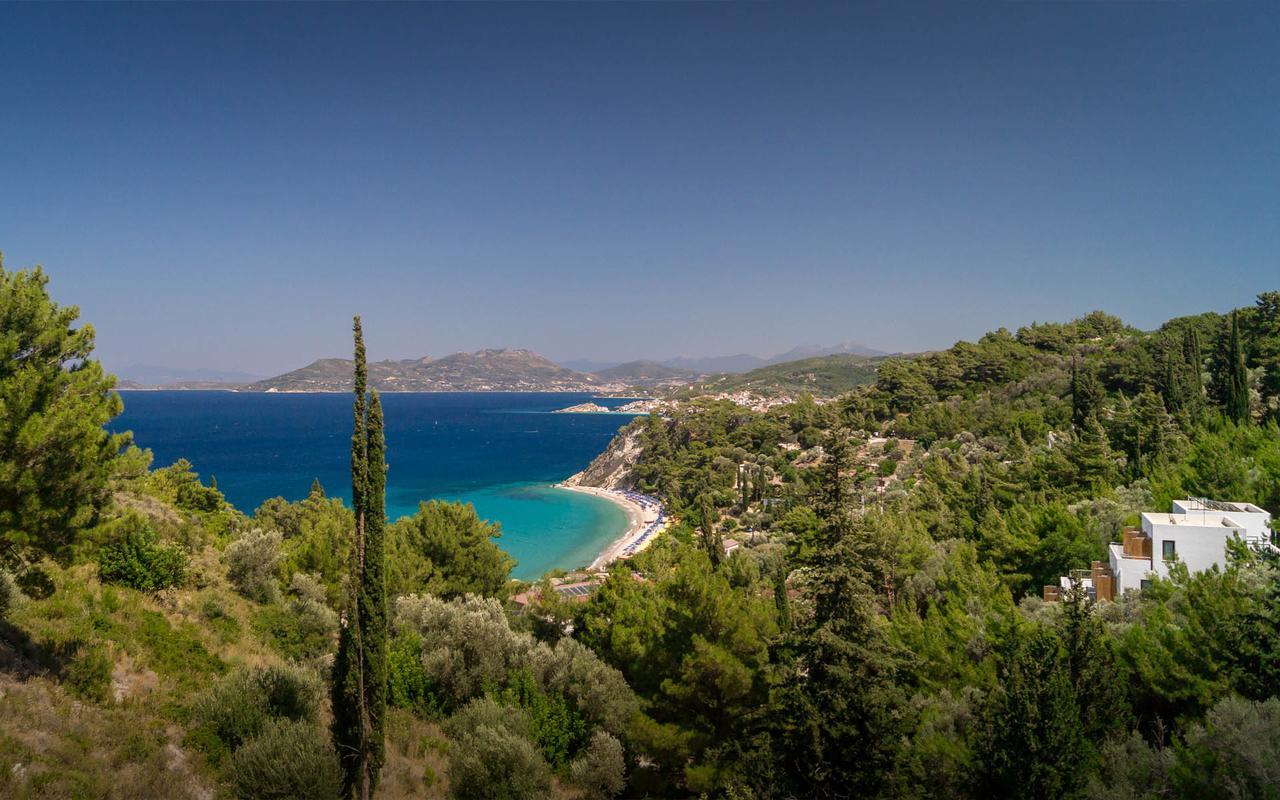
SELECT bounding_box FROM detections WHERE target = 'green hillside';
[694,352,885,396]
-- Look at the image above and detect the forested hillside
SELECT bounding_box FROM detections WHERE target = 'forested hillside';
[3,254,1280,799]
[691,352,884,398]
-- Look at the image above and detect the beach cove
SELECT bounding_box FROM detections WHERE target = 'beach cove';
[112,391,649,580]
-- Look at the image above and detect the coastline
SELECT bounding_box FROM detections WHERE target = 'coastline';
[556,483,666,569]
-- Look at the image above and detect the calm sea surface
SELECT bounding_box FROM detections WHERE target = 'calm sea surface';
[113,391,637,580]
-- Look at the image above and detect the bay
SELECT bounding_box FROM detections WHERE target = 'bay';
[112,391,637,580]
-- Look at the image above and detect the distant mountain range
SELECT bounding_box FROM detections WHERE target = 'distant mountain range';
[565,340,887,376]
[117,340,891,393]
[251,349,600,393]
[589,361,698,385]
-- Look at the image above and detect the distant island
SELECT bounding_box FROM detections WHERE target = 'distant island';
[115,345,893,397]
[253,349,603,393]
[553,398,666,414]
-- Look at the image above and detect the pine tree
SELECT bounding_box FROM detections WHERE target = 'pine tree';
[812,429,855,555]
[974,626,1087,799]
[311,477,326,498]
[332,316,387,799]
[1071,356,1104,428]
[1237,569,1280,701]
[1,259,127,564]
[739,464,750,512]
[1072,414,1116,490]
[1226,310,1250,424]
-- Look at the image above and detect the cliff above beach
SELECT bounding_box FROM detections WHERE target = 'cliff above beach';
[563,420,644,490]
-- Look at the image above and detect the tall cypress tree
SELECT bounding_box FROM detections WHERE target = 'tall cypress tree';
[362,390,388,794]
[1182,327,1205,423]
[1227,310,1250,424]
[332,316,387,799]
[700,493,722,567]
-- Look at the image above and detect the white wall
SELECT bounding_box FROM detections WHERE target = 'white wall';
[1144,515,1240,580]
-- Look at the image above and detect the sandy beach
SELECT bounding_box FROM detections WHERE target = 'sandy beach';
[556,484,666,569]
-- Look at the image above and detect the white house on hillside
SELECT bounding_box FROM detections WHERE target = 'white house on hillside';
[1048,499,1274,602]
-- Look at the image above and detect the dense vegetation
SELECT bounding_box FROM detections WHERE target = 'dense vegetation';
[691,352,883,397]
[2,254,1280,799]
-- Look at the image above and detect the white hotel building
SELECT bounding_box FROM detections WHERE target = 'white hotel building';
[1047,499,1275,602]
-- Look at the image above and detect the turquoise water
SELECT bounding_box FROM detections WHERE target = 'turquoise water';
[112,392,637,580]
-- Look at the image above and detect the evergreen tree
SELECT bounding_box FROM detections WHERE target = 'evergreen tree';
[332,316,387,799]
[1183,326,1205,422]
[1,259,128,565]
[362,391,387,791]
[1072,414,1116,490]
[1071,357,1105,428]
[974,625,1088,800]
[1237,568,1280,702]
[776,502,906,797]
[739,464,750,512]
[811,429,855,555]
[1254,291,1280,419]
[1059,588,1131,748]
[310,477,326,498]
[700,493,722,567]
[1226,310,1251,424]
[773,563,792,633]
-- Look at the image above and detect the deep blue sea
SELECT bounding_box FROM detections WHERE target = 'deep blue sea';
[113,392,638,580]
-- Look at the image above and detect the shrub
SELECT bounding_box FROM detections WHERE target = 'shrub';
[569,730,626,799]
[198,593,242,643]
[194,670,270,752]
[97,521,187,591]
[176,479,223,512]
[193,663,321,752]
[66,643,113,702]
[253,663,323,724]
[491,669,587,768]
[388,630,439,716]
[444,698,551,800]
[224,528,282,603]
[229,719,343,800]
[0,569,13,618]
[253,588,338,661]
[135,610,225,689]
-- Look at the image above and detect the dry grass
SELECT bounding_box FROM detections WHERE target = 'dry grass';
[377,708,450,799]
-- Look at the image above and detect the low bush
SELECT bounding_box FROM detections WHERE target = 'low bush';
[97,521,187,592]
[198,592,242,643]
[193,670,270,753]
[229,719,343,800]
[65,643,113,702]
[387,630,439,716]
[135,610,224,689]
[224,528,282,603]
[254,663,323,724]
[0,569,13,618]
[176,479,223,512]
[570,730,626,799]
[193,663,321,753]
[253,595,337,660]
[444,697,551,800]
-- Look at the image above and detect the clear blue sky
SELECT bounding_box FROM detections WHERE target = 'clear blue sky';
[1,2,1276,375]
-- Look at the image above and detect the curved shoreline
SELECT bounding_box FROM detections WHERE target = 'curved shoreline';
[555,484,666,569]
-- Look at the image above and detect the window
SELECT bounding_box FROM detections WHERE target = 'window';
[1140,579,1152,591]
[1162,540,1176,560]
